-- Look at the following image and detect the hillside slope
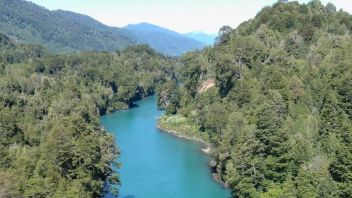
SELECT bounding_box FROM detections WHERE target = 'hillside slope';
[125,23,206,56]
[159,1,352,197]
[0,0,136,53]
[0,31,175,197]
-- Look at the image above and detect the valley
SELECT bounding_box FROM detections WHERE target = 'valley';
[0,0,352,197]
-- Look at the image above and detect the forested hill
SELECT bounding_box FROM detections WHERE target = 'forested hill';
[0,0,206,55]
[0,32,175,197]
[0,0,137,53]
[125,23,206,56]
[159,0,352,197]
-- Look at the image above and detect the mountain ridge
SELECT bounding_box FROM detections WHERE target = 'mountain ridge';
[124,22,206,56]
[184,32,217,45]
[0,0,206,55]
[0,0,137,53]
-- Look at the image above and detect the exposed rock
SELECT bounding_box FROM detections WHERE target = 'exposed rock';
[198,79,215,93]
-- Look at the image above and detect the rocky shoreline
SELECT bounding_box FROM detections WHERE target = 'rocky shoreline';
[157,123,229,189]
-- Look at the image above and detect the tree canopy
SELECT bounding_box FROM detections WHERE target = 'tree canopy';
[159,1,352,197]
[0,33,174,197]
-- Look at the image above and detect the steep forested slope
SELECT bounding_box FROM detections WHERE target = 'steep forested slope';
[125,23,206,56]
[159,1,352,197]
[0,0,136,53]
[0,32,174,197]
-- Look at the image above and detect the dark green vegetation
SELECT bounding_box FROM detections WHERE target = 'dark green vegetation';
[0,32,174,197]
[0,0,137,53]
[0,0,206,56]
[159,1,352,197]
[125,23,206,56]
[2,0,352,197]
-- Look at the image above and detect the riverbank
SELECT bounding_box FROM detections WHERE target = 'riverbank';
[158,114,229,188]
[102,96,231,197]
[157,114,211,152]
[157,124,212,154]
[103,93,156,115]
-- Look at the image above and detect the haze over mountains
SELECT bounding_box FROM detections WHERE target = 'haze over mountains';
[0,0,209,55]
[184,32,217,45]
[125,23,206,56]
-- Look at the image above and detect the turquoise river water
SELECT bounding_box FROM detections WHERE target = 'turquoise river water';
[101,96,231,198]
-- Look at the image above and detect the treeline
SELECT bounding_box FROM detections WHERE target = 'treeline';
[0,32,174,197]
[159,1,352,197]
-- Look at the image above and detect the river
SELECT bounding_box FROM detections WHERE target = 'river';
[101,96,231,198]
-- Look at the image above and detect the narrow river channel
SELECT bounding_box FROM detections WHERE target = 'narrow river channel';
[101,96,231,198]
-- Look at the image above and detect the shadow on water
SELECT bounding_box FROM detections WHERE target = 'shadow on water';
[129,103,139,108]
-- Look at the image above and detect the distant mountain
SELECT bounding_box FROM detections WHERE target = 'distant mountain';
[184,32,217,45]
[0,0,136,53]
[0,0,206,55]
[125,23,206,56]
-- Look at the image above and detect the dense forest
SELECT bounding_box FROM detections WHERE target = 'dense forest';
[0,0,206,55]
[0,0,137,53]
[159,0,352,197]
[0,32,174,197]
[2,0,352,197]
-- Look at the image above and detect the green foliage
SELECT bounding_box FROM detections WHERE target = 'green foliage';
[160,1,352,197]
[0,0,136,53]
[0,34,173,197]
[330,146,352,197]
[215,26,233,46]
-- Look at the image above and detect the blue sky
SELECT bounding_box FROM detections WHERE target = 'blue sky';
[28,0,352,34]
